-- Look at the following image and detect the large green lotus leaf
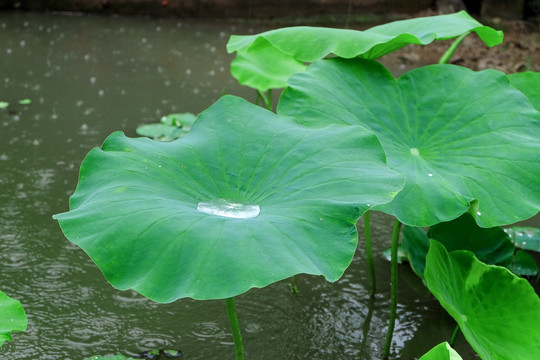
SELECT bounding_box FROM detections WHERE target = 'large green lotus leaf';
[227,11,503,91]
[0,290,27,347]
[419,342,463,360]
[278,58,540,227]
[508,72,540,111]
[53,95,404,302]
[425,240,540,360]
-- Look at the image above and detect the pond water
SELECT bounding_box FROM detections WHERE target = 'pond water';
[0,11,537,360]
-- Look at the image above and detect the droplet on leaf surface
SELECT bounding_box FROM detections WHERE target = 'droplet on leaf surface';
[197,199,260,219]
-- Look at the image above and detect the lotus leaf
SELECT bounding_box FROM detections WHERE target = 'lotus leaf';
[402,213,532,278]
[504,226,540,252]
[86,356,137,360]
[511,250,539,277]
[54,95,404,302]
[0,290,27,347]
[160,112,196,129]
[426,213,514,266]
[227,11,503,91]
[401,225,430,277]
[135,123,186,142]
[424,240,540,360]
[278,58,540,227]
[508,71,540,111]
[419,342,463,360]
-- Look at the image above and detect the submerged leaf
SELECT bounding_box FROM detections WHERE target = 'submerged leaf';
[54,95,404,302]
[279,58,540,227]
[227,11,503,91]
[419,342,463,360]
[425,240,540,360]
[0,290,27,347]
[0,101,9,109]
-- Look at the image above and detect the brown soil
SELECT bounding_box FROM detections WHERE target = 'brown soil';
[380,16,540,75]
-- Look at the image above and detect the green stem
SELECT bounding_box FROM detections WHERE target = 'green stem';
[256,90,273,111]
[226,297,245,360]
[439,31,470,64]
[290,275,299,294]
[358,295,375,355]
[364,211,376,295]
[449,325,460,347]
[382,218,402,359]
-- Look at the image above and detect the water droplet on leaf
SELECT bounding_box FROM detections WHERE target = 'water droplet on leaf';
[197,199,260,219]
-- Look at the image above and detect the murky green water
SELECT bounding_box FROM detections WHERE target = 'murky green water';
[0,12,536,360]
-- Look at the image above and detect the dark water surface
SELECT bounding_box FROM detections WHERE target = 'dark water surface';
[0,11,534,360]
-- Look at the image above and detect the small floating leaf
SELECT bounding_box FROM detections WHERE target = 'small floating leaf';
[419,342,463,360]
[382,244,408,264]
[18,98,31,105]
[160,112,196,128]
[0,101,9,109]
[86,356,137,360]
[54,95,404,302]
[227,11,503,91]
[425,240,540,360]
[0,290,27,347]
[135,123,186,142]
[279,58,540,227]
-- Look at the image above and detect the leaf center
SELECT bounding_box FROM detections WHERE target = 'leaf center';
[197,199,260,219]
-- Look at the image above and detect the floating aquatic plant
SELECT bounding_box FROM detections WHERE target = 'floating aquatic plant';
[0,290,27,348]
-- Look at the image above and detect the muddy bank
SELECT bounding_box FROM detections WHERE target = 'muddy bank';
[2,0,540,21]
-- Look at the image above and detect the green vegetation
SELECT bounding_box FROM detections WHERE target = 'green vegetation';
[49,10,540,360]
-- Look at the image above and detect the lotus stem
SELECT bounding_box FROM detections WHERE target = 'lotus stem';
[290,275,299,294]
[363,211,376,295]
[256,90,273,111]
[359,295,375,355]
[382,218,402,359]
[226,297,245,360]
[439,31,470,64]
[450,325,460,347]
